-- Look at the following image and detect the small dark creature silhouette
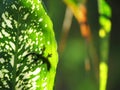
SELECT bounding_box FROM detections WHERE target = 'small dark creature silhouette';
[25,46,52,71]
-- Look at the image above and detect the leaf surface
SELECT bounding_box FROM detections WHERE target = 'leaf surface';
[0,0,58,90]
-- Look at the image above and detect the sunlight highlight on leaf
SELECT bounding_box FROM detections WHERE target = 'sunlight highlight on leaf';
[99,16,111,33]
[100,62,108,90]
[99,29,106,38]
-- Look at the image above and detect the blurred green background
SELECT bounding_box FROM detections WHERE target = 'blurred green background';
[43,0,120,90]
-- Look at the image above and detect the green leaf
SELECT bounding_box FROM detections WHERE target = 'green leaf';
[0,0,58,90]
[98,0,112,17]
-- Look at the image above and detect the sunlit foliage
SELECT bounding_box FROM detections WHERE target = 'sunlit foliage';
[98,0,112,90]
[0,0,58,90]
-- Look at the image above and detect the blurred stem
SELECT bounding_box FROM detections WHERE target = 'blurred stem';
[78,3,99,81]
[79,8,99,81]
[63,0,99,81]
[58,7,73,54]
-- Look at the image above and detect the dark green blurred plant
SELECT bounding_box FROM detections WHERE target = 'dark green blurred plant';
[58,0,111,90]
[0,0,58,90]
